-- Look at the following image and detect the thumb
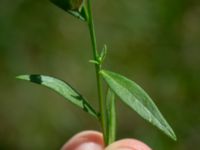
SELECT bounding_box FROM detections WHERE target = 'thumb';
[61,130,104,150]
[105,139,152,150]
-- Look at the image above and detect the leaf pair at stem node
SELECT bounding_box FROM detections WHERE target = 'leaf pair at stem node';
[17,70,177,141]
[89,44,107,66]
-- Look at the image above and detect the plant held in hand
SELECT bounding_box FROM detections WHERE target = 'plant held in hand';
[17,0,177,146]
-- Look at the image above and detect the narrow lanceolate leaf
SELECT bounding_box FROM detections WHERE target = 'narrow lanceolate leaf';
[50,0,88,21]
[17,75,98,118]
[106,88,116,144]
[100,70,177,140]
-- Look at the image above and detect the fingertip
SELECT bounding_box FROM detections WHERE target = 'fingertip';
[61,130,104,150]
[105,139,152,150]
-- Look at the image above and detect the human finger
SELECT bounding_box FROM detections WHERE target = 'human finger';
[105,139,151,150]
[61,130,104,150]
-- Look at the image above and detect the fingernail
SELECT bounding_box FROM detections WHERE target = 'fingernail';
[113,145,151,150]
[75,142,103,150]
[114,148,134,150]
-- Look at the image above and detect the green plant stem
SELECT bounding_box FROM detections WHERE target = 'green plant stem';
[87,0,108,145]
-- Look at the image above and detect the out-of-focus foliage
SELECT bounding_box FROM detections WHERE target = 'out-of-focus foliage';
[0,0,200,149]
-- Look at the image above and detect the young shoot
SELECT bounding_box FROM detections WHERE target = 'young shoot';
[17,0,177,146]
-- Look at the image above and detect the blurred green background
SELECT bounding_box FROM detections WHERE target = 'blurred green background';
[0,0,200,149]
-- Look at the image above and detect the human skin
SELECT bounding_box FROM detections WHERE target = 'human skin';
[61,130,152,150]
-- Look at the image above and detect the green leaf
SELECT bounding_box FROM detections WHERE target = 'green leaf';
[106,88,116,144]
[100,70,177,140]
[17,74,98,119]
[50,0,88,21]
[99,44,107,64]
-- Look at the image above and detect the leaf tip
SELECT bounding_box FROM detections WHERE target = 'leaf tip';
[16,74,43,84]
[16,75,29,80]
[162,123,177,141]
[169,130,177,141]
